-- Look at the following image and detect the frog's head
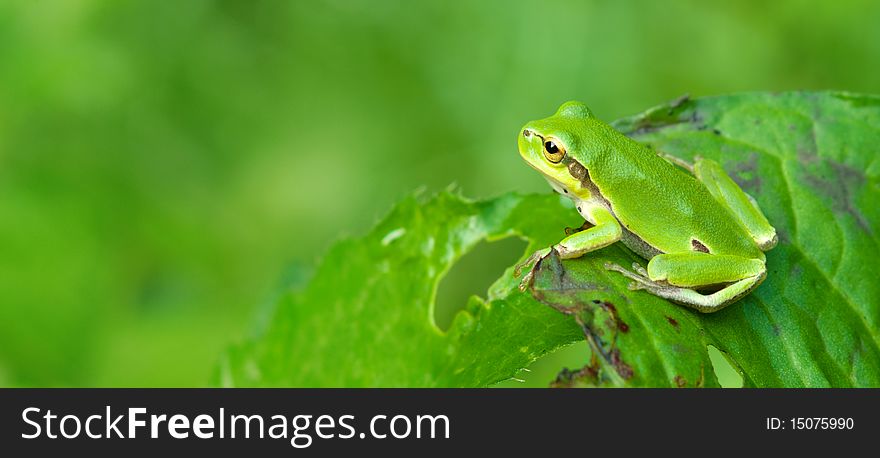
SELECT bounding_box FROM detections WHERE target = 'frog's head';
[518,101,598,197]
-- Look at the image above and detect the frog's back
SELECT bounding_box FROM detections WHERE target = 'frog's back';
[587,127,763,260]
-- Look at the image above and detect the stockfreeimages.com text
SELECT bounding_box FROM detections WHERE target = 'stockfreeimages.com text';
[22,407,450,448]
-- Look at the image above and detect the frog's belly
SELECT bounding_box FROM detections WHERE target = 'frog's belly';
[619,226,663,259]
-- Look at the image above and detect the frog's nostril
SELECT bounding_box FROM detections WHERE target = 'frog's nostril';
[523,129,532,138]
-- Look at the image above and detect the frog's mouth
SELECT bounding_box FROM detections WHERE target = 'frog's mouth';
[518,130,544,157]
[519,127,577,196]
[521,156,545,173]
[521,154,565,184]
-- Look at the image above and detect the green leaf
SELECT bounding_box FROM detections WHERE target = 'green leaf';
[221,91,880,387]
[219,191,586,386]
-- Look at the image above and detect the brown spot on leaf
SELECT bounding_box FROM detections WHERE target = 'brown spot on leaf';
[803,160,872,235]
[669,93,690,110]
[728,153,762,193]
[600,301,628,333]
[629,110,703,136]
[797,148,819,165]
[674,375,687,387]
[619,97,703,137]
[666,316,679,330]
[528,260,635,385]
[696,364,705,388]
[529,250,603,308]
[794,122,819,165]
[610,349,634,380]
[550,357,601,388]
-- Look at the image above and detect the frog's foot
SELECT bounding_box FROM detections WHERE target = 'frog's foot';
[514,247,553,291]
[604,257,765,313]
[603,261,667,291]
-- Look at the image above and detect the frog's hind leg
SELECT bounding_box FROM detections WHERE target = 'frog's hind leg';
[604,252,766,313]
[657,153,777,251]
[692,157,777,251]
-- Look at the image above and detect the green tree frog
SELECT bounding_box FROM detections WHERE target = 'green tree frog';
[514,101,777,313]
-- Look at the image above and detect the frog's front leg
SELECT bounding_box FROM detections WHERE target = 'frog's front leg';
[605,252,766,313]
[515,206,622,291]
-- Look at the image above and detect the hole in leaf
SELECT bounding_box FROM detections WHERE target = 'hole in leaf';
[707,344,744,388]
[492,340,590,387]
[434,237,527,331]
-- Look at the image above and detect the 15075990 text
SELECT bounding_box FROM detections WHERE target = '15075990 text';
[766,417,854,430]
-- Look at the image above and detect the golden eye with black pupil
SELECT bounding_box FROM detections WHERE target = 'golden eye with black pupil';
[543,139,565,163]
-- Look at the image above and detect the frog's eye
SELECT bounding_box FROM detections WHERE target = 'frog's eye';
[543,139,566,163]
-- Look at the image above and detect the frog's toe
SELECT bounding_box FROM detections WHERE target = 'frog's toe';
[627,281,646,291]
[606,261,657,287]
[631,262,649,277]
[518,270,536,291]
[604,261,635,278]
[517,248,557,291]
[603,261,620,271]
[513,257,534,278]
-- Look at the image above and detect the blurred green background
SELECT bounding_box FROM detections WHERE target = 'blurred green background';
[1,0,878,387]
